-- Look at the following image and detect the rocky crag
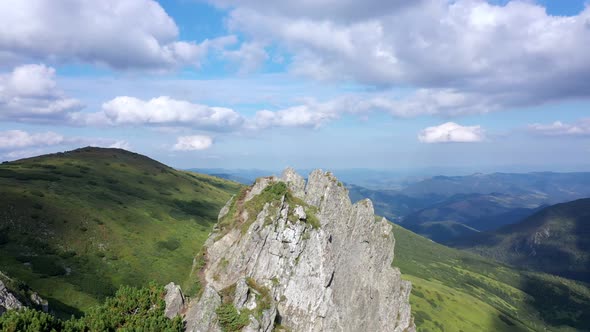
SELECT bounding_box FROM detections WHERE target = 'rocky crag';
[0,272,48,315]
[168,168,415,332]
[0,279,22,315]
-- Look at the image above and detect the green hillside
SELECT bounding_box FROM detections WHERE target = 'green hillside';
[403,220,480,244]
[0,147,241,317]
[391,222,590,332]
[455,198,590,283]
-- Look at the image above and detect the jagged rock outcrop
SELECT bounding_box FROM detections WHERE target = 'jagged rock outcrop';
[0,279,23,315]
[182,169,415,332]
[0,271,48,315]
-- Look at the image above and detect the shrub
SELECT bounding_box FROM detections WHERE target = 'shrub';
[156,238,181,251]
[305,208,321,229]
[0,309,64,332]
[0,284,184,332]
[215,303,249,332]
[30,257,65,277]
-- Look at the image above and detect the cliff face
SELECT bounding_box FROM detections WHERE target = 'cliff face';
[182,168,415,332]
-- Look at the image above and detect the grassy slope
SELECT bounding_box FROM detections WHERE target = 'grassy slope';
[456,198,590,283]
[404,220,480,244]
[391,222,590,332]
[0,147,241,317]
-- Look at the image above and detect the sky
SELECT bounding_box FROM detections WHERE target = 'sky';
[0,0,589,172]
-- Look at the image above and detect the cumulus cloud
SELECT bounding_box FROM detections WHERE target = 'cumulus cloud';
[0,64,83,121]
[218,0,590,111]
[251,104,339,129]
[223,42,269,73]
[74,96,244,129]
[0,0,236,70]
[76,95,341,130]
[173,135,213,151]
[0,130,64,149]
[71,89,500,131]
[528,119,590,137]
[418,122,484,143]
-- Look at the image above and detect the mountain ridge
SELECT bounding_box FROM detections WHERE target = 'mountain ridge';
[454,198,590,282]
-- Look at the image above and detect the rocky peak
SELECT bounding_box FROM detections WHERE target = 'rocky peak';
[179,169,415,332]
[281,167,305,199]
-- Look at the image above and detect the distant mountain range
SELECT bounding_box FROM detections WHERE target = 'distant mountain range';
[454,198,590,283]
[400,172,590,204]
[347,172,590,243]
[400,193,547,243]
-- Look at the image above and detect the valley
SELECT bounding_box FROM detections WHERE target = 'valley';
[391,221,590,331]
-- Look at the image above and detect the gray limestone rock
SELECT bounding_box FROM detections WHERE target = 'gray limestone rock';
[30,292,48,313]
[183,169,415,332]
[281,167,305,198]
[185,286,222,332]
[164,282,185,319]
[0,280,23,315]
[293,205,306,220]
[245,177,277,202]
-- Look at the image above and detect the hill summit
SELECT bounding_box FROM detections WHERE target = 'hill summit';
[0,146,241,315]
[171,168,414,332]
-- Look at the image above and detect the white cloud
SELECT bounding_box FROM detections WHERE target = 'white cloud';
[71,90,499,131]
[351,89,498,117]
[223,42,269,73]
[173,135,213,151]
[210,0,420,22]
[251,104,339,129]
[1,148,48,160]
[418,122,484,143]
[0,0,236,70]
[77,95,338,130]
[0,130,64,149]
[528,119,590,137]
[0,130,135,161]
[0,64,83,121]
[109,140,132,150]
[79,96,244,129]
[219,0,590,110]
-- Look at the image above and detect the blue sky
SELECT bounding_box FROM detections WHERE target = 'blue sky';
[0,0,589,172]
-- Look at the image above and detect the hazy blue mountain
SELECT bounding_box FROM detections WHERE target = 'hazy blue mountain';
[347,172,590,244]
[400,172,590,204]
[347,184,443,220]
[189,168,273,185]
[454,198,590,283]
